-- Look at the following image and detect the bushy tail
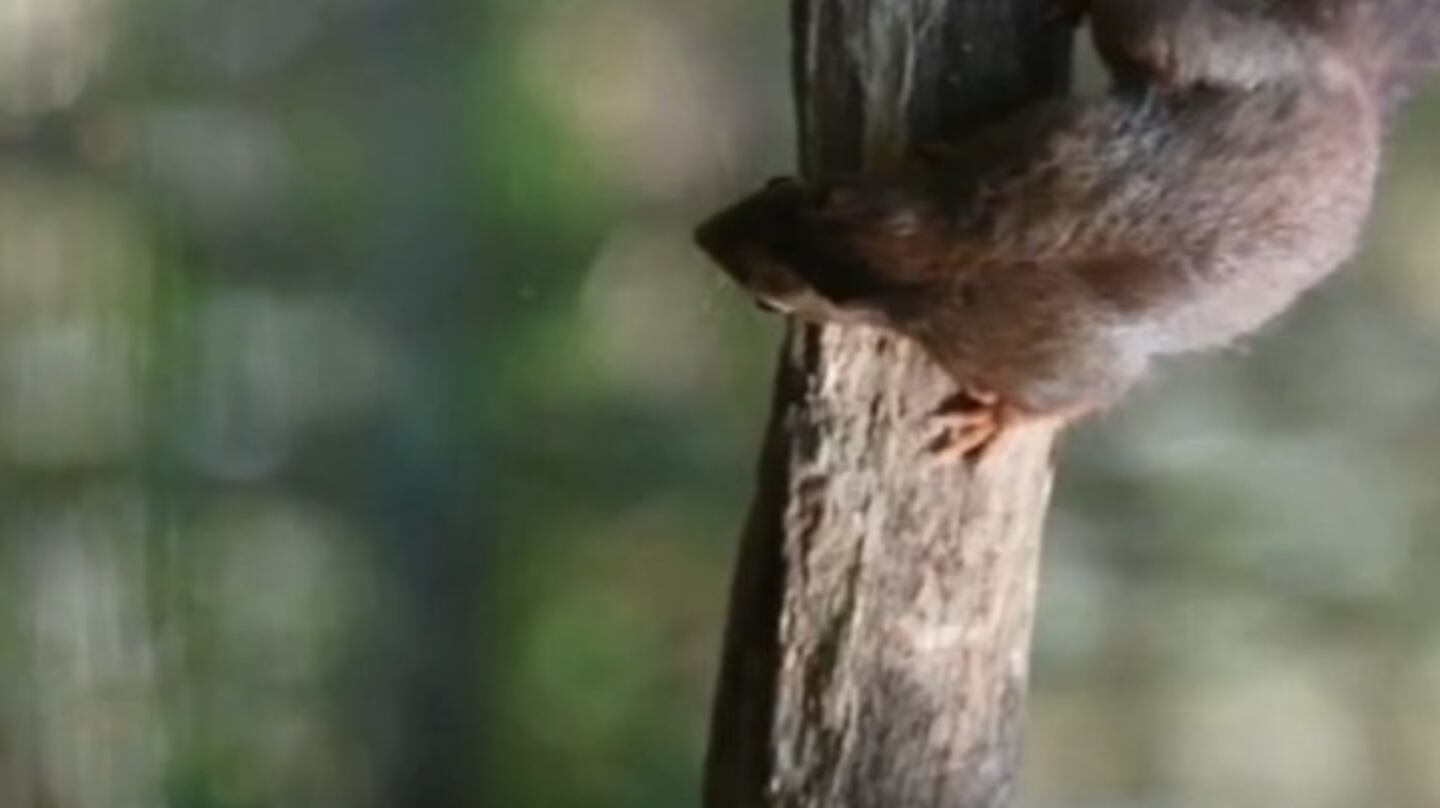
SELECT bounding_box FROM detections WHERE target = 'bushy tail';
[1330,0,1440,112]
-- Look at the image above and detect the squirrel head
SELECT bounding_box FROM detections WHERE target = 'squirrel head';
[695,177,892,326]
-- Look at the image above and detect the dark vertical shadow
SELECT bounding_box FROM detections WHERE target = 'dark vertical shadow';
[347,2,490,805]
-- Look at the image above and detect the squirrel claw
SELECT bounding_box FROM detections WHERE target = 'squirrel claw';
[926,388,1006,464]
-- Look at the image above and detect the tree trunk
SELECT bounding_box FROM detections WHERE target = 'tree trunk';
[703,2,1072,807]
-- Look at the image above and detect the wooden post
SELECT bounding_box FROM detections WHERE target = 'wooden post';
[703,2,1072,806]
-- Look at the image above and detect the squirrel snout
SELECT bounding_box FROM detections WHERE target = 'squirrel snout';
[695,177,815,300]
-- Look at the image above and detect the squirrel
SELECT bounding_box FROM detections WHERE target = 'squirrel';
[695,0,1440,459]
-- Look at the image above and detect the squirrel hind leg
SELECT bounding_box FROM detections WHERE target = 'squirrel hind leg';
[918,308,1152,464]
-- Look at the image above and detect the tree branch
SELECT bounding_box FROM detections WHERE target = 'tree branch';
[704,2,1071,807]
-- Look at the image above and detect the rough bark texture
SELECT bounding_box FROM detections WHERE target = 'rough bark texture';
[703,2,1072,807]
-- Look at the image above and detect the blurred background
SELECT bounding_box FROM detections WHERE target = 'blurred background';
[2,0,1440,806]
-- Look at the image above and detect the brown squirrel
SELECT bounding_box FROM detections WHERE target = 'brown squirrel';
[695,0,1440,458]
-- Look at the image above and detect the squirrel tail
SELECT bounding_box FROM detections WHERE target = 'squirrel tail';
[1330,0,1440,112]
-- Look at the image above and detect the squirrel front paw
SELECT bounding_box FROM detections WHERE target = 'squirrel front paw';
[926,387,1010,464]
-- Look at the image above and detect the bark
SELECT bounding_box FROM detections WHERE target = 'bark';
[703,2,1072,807]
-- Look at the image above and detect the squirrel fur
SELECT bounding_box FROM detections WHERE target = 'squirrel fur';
[695,0,1440,457]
